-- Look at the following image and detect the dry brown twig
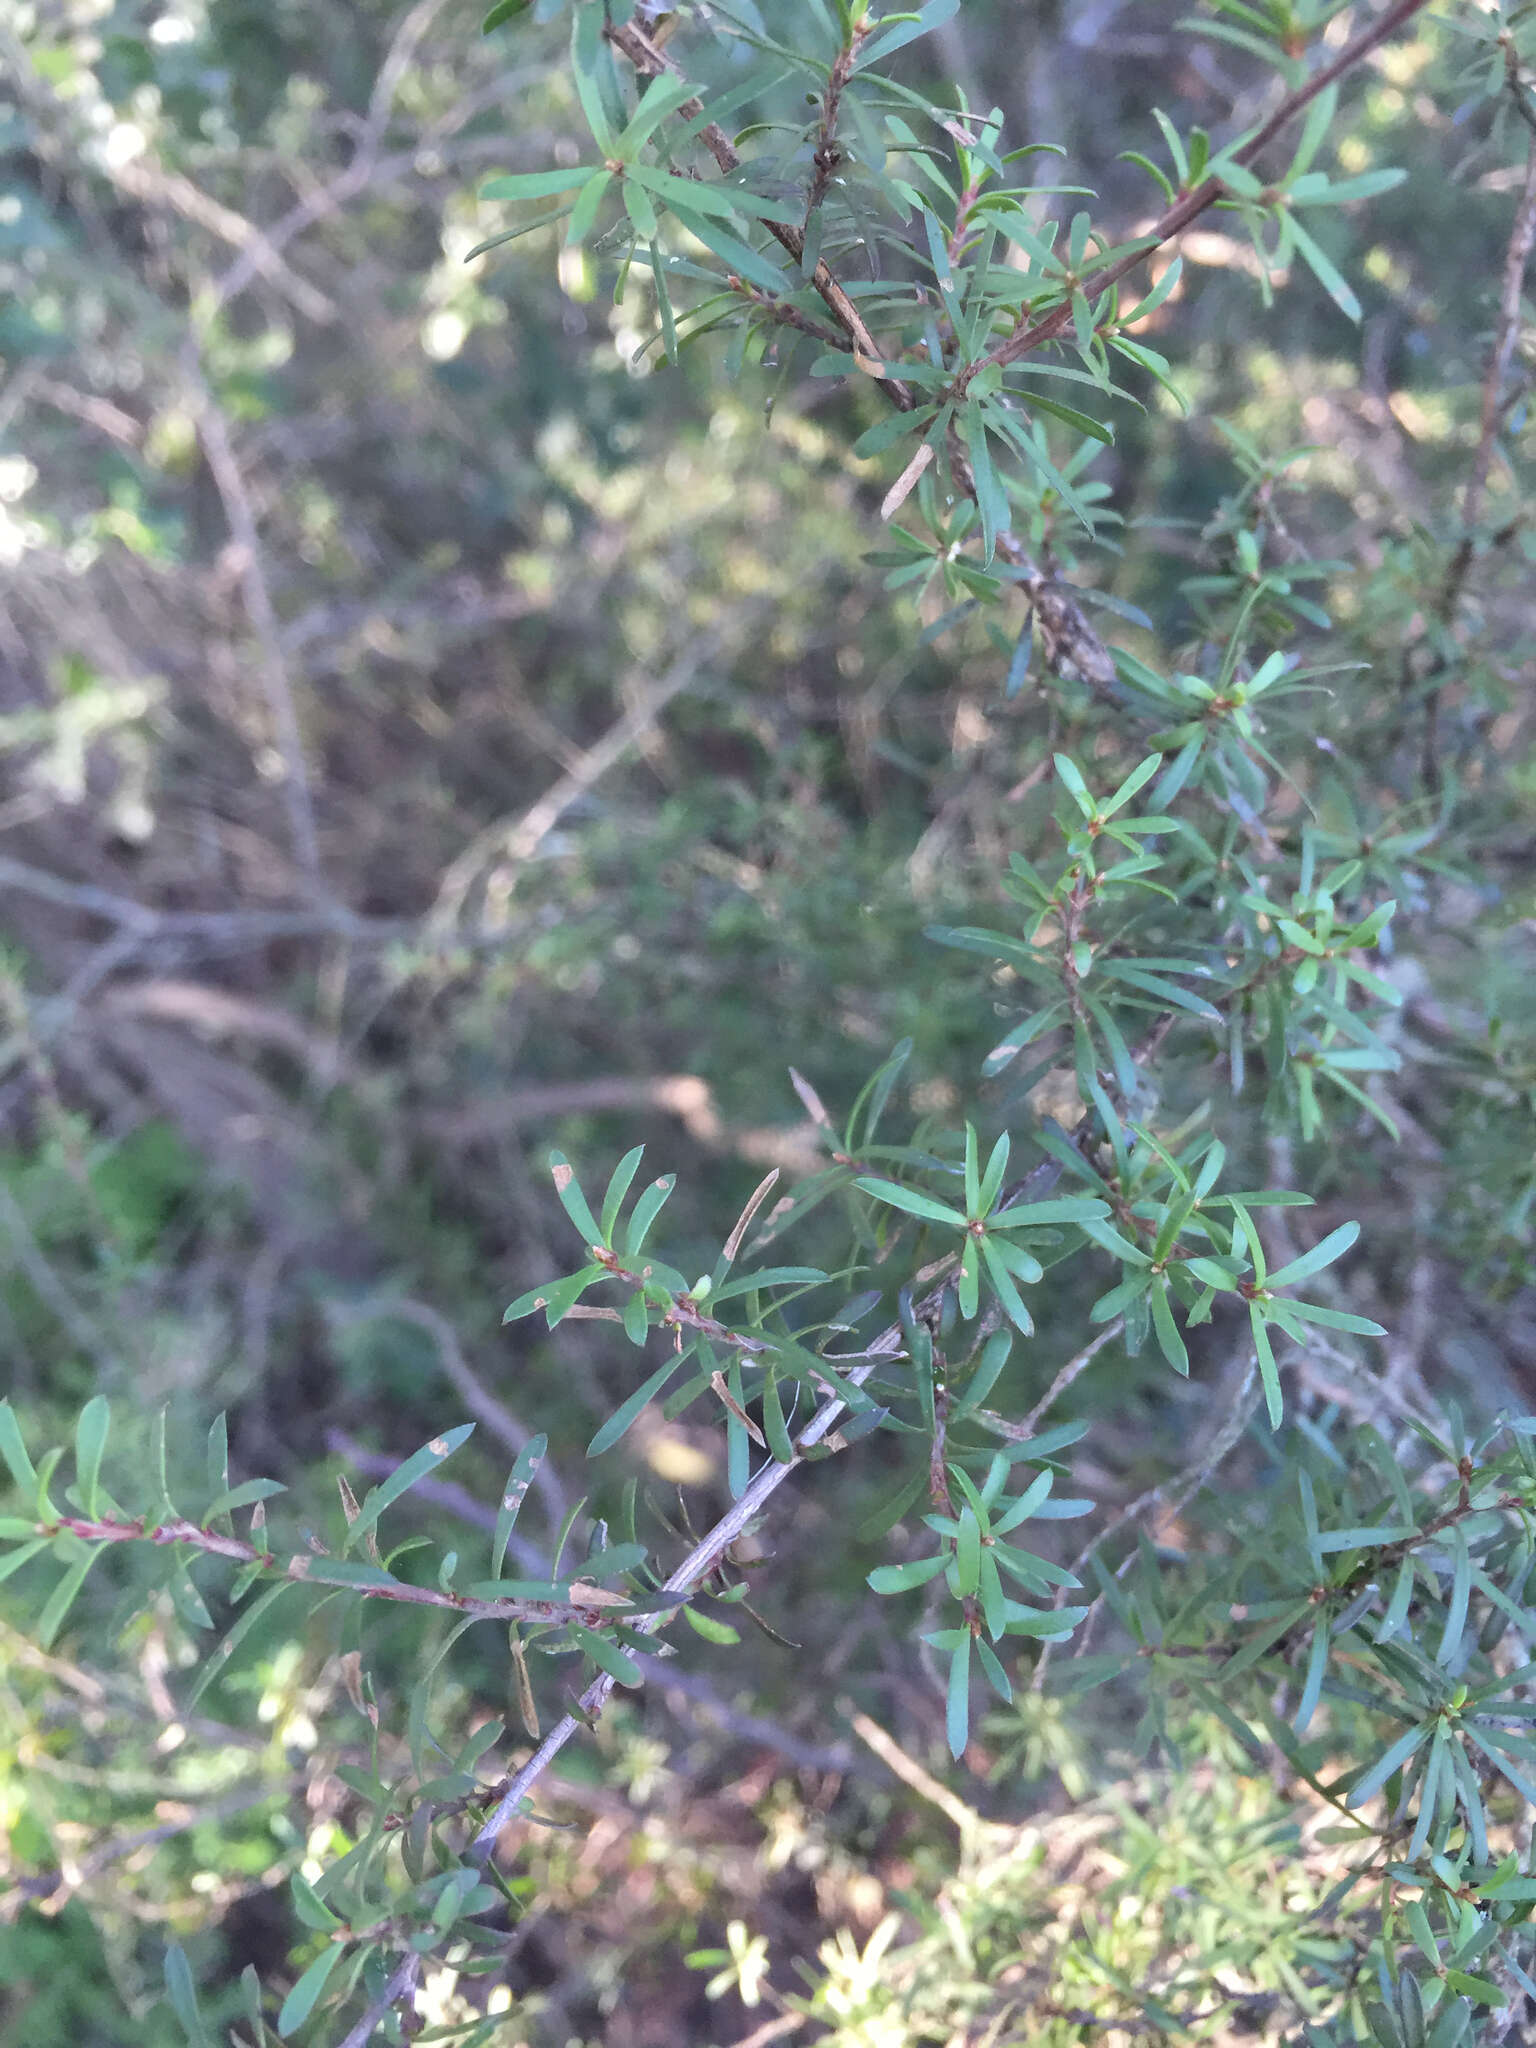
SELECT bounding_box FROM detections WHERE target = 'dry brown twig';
[1415,125,1536,786]
[189,377,324,890]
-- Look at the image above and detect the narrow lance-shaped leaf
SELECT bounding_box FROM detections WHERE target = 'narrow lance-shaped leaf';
[856,1176,967,1227]
[625,1174,677,1255]
[947,1634,972,1758]
[549,1152,602,1246]
[73,1395,109,1518]
[1265,1218,1361,1290]
[0,1401,36,1493]
[186,1580,301,1712]
[164,1945,214,2048]
[38,1547,102,1651]
[569,1619,642,1686]
[491,1435,547,1580]
[342,1424,475,1554]
[588,1354,684,1457]
[276,1944,345,2039]
[1251,1305,1283,1428]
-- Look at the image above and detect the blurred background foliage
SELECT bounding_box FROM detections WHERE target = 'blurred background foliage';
[1,0,1534,2040]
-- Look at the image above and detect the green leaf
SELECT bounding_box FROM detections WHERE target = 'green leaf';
[855,0,961,69]
[1287,211,1361,321]
[0,1537,50,1584]
[987,1197,1109,1228]
[619,71,702,153]
[869,1552,949,1594]
[481,166,596,201]
[761,1371,795,1465]
[979,1236,1035,1335]
[37,1546,101,1650]
[854,409,934,459]
[946,1634,972,1758]
[1054,752,1095,817]
[504,1264,606,1328]
[483,0,532,29]
[491,1436,547,1580]
[648,242,677,362]
[957,1235,980,1319]
[1265,1218,1361,1289]
[1347,1721,1431,1807]
[277,1942,345,2037]
[1251,1305,1283,1428]
[1292,168,1408,206]
[343,1425,475,1554]
[163,1945,213,2048]
[291,1872,343,1931]
[600,1146,646,1244]
[669,206,787,295]
[588,1354,684,1456]
[1293,1615,1330,1735]
[683,1604,741,1645]
[73,1395,109,1519]
[1149,1279,1188,1374]
[855,1176,966,1227]
[549,1151,602,1246]
[0,1401,36,1494]
[625,1174,677,1255]
[187,1580,299,1710]
[1272,1298,1386,1337]
[963,415,1009,563]
[954,1506,981,1596]
[569,1620,642,1685]
[203,1477,286,1524]
[1437,1525,1471,1668]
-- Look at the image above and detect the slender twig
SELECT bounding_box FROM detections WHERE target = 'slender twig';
[8,1785,279,1907]
[335,1953,421,2048]
[1026,1353,1261,1691]
[190,379,323,887]
[848,1708,993,1840]
[975,1321,1126,1445]
[1416,129,1536,788]
[430,630,729,928]
[803,27,864,233]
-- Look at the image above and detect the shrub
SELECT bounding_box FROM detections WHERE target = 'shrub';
[3,1,1536,2042]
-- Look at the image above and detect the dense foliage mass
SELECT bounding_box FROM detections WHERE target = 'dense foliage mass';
[2,0,1536,2042]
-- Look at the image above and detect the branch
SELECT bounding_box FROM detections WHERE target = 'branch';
[467,1153,1068,1863]
[1412,125,1536,787]
[604,15,915,407]
[430,627,730,929]
[970,0,1434,383]
[1437,129,1536,617]
[28,1512,643,1630]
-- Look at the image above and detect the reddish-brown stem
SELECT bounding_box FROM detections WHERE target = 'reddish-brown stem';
[36,1513,635,1626]
[804,28,864,232]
